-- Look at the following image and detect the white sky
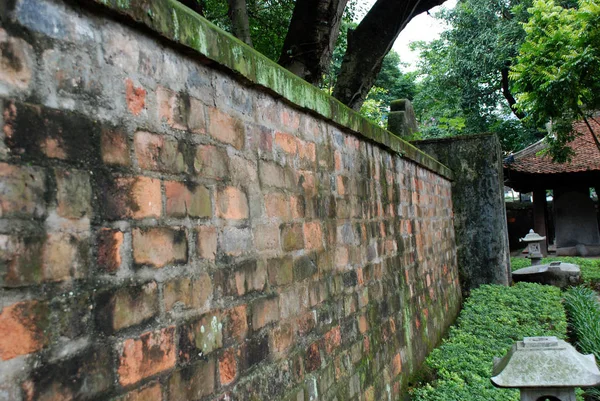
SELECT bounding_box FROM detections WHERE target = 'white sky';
[354,0,457,71]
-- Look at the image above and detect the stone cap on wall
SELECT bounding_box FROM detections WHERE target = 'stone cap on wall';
[85,0,453,180]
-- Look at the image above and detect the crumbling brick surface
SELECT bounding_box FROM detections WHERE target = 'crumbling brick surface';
[0,1,461,399]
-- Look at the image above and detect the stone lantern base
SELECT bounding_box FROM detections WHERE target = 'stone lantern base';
[520,387,576,401]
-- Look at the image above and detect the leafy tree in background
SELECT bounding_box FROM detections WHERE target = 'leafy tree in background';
[179,0,446,110]
[511,0,600,161]
[411,0,541,153]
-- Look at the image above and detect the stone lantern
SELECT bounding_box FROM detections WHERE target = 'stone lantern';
[491,336,600,401]
[520,229,546,265]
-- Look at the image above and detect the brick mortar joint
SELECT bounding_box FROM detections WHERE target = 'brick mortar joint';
[81,0,454,181]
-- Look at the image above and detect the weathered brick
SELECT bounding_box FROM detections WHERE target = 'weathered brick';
[221,260,266,296]
[207,107,245,149]
[392,352,402,376]
[270,323,294,360]
[243,332,269,369]
[281,224,304,252]
[274,132,297,154]
[225,305,248,343]
[55,168,91,219]
[251,297,280,330]
[157,85,176,124]
[303,221,323,250]
[97,228,124,273]
[0,300,49,360]
[125,78,146,116]
[258,161,295,189]
[253,216,280,249]
[194,144,229,180]
[217,186,249,220]
[164,273,212,312]
[179,314,223,361]
[0,29,33,92]
[267,256,293,287]
[264,192,291,220]
[188,97,206,134]
[305,342,321,372]
[42,232,89,282]
[115,383,162,401]
[99,176,161,220]
[197,225,217,261]
[290,195,305,219]
[168,358,215,401]
[96,282,158,332]
[0,234,44,286]
[23,345,113,400]
[0,162,46,218]
[165,181,211,218]
[101,126,130,166]
[134,131,185,173]
[117,327,176,386]
[298,141,316,163]
[324,326,342,354]
[293,255,317,281]
[132,227,187,268]
[219,348,237,386]
[219,226,252,257]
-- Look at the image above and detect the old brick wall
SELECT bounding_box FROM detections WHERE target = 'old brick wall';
[0,0,461,400]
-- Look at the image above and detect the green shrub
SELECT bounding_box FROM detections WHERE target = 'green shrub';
[510,256,600,289]
[564,286,600,400]
[410,283,567,400]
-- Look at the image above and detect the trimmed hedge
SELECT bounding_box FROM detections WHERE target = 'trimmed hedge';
[511,256,600,289]
[410,283,567,400]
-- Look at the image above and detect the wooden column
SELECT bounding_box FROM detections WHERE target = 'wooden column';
[532,188,548,256]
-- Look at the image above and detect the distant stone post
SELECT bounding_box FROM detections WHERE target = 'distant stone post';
[387,99,418,139]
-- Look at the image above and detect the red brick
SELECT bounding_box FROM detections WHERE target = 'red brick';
[0,163,46,218]
[97,282,158,332]
[134,131,185,173]
[197,226,217,261]
[324,326,341,354]
[194,144,229,180]
[164,273,212,312]
[102,176,161,220]
[117,327,176,386]
[97,228,124,273]
[392,353,402,376]
[274,132,297,154]
[305,342,321,372]
[298,141,316,163]
[125,78,146,116]
[217,187,249,220]
[157,86,175,124]
[132,227,187,268]
[168,359,215,401]
[115,383,162,401]
[336,175,346,195]
[251,297,280,330]
[358,314,369,334]
[225,305,248,343]
[165,181,211,218]
[0,301,49,360]
[264,192,291,220]
[303,221,323,250]
[219,348,237,386]
[207,107,245,149]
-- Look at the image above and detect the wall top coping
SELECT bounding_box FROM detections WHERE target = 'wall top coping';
[86,0,453,180]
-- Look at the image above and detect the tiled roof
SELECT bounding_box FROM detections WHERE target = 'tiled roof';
[505,119,600,174]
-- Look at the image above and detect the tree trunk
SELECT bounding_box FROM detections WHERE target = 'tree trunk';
[227,0,253,47]
[178,0,204,16]
[501,66,525,120]
[333,0,446,110]
[278,0,349,85]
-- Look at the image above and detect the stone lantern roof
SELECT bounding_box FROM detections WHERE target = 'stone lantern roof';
[491,337,600,388]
